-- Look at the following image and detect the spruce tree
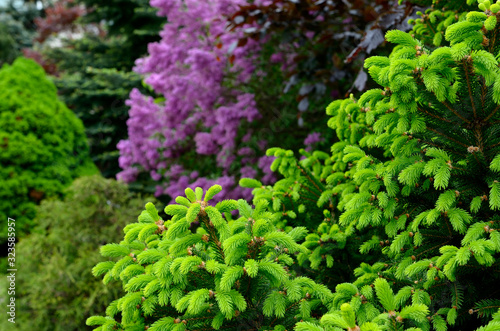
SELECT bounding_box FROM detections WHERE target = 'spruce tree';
[89,1,500,330]
[88,186,331,330]
[258,1,500,329]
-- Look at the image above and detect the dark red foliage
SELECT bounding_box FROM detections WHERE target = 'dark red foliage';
[22,48,58,75]
[227,0,422,98]
[345,1,420,63]
[34,0,86,43]
[23,0,92,76]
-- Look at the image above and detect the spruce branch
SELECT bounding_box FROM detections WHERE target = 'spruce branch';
[427,127,469,148]
[462,59,478,120]
[416,240,452,259]
[297,164,324,193]
[442,100,471,124]
[484,104,500,122]
[417,106,453,123]
[198,203,226,262]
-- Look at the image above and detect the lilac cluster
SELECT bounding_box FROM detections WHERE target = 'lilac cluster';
[304,132,323,152]
[117,0,275,200]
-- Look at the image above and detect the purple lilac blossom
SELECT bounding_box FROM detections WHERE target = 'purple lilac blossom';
[117,0,276,200]
[304,132,323,152]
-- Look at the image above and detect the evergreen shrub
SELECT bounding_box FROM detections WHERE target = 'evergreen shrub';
[253,1,500,329]
[15,175,156,331]
[32,0,164,177]
[0,1,38,66]
[89,1,500,330]
[87,185,331,330]
[0,57,96,242]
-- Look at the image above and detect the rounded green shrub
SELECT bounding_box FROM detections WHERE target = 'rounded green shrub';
[14,175,156,331]
[0,57,97,242]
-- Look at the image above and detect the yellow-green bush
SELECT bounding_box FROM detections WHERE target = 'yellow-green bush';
[0,57,97,242]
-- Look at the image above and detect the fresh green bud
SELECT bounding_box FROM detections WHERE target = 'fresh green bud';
[479,3,487,10]
[340,303,357,328]
[274,149,286,157]
[145,202,159,221]
[433,32,443,46]
[467,11,488,22]
[491,3,500,13]
[204,185,222,202]
[239,178,263,188]
[185,187,197,202]
[485,15,497,30]
[266,147,279,156]
[195,187,203,201]
[176,196,191,207]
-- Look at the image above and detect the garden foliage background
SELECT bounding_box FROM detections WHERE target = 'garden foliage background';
[1,0,500,330]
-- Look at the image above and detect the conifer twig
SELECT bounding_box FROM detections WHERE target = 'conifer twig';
[297,164,323,193]
[419,139,468,158]
[199,211,225,260]
[490,28,498,54]
[484,104,500,122]
[299,184,321,198]
[269,300,301,328]
[427,127,468,148]
[420,233,450,239]
[416,240,451,258]
[417,106,452,123]
[462,60,477,120]
[441,101,471,124]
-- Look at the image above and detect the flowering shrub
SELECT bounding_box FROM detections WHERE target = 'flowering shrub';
[117,0,423,202]
[117,0,268,201]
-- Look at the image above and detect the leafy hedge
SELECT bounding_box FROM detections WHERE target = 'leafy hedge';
[14,175,156,331]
